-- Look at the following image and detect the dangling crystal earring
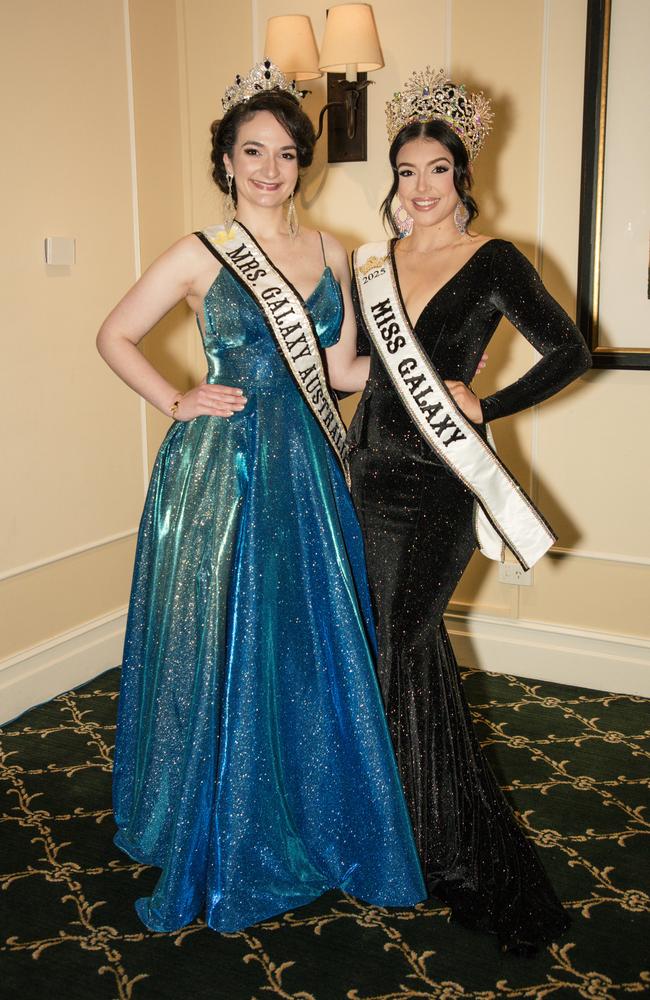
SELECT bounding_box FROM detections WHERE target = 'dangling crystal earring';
[223,173,236,231]
[287,191,299,239]
[454,200,469,235]
[393,202,413,238]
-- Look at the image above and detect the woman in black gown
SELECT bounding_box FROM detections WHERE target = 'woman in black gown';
[348,69,592,953]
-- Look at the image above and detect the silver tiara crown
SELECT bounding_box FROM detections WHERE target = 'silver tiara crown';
[386,67,493,161]
[222,59,304,115]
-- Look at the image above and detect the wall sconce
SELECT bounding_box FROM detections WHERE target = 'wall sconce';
[264,4,384,164]
[317,3,384,162]
[264,15,323,82]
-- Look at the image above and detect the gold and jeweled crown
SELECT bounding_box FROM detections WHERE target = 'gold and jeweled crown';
[222,59,303,115]
[386,67,493,160]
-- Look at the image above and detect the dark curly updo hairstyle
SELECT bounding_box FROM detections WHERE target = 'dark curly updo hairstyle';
[211,89,316,205]
[380,119,479,236]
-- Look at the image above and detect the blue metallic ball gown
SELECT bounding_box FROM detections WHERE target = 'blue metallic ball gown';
[112,246,426,933]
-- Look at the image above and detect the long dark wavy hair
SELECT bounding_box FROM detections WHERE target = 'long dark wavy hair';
[210,89,316,205]
[380,119,479,236]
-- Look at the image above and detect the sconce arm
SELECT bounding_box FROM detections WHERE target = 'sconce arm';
[314,78,374,142]
[315,100,342,142]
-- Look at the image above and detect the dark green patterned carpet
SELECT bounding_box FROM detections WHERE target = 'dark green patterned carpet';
[1,667,648,1000]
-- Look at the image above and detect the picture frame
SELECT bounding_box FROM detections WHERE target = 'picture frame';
[576,0,650,370]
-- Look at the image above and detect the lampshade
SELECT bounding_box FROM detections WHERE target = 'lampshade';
[318,3,384,73]
[264,15,322,81]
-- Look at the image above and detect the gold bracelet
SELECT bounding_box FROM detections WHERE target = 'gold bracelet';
[170,394,183,420]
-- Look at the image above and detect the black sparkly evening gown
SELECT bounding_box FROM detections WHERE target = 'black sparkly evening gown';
[348,239,592,953]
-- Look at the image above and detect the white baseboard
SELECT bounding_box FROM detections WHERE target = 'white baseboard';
[0,609,127,725]
[1,607,647,727]
[446,609,650,697]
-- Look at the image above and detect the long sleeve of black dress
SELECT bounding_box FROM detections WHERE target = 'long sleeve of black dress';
[351,239,591,426]
[349,238,589,954]
[478,242,592,422]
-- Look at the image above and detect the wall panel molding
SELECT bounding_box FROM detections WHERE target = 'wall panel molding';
[444,0,453,71]
[549,547,650,567]
[0,529,138,583]
[252,0,261,63]
[122,0,148,493]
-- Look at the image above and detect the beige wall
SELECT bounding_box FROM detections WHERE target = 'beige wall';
[3,0,648,718]
[0,1,143,670]
[447,0,650,647]
[252,0,650,676]
[132,0,255,461]
[0,0,255,718]
[129,0,195,467]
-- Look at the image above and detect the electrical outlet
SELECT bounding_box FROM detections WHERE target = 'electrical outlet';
[498,563,533,586]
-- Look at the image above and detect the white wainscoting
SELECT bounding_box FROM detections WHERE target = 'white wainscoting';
[2,607,648,726]
[0,609,127,726]
[446,610,650,697]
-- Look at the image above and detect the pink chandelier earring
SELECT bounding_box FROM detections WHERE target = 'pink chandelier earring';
[393,201,413,239]
[454,200,469,235]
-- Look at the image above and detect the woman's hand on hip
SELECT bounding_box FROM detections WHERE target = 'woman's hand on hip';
[444,381,483,424]
[173,383,247,421]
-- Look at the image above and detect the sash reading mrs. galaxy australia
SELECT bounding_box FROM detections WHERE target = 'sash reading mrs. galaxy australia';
[197,222,350,485]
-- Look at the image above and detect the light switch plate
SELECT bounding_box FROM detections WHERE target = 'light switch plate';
[44,237,75,266]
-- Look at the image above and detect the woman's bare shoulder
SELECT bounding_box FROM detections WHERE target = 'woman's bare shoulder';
[135,231,222,302]
[153,232,213,269]
[316,230,350,267]
[173,229,226,268]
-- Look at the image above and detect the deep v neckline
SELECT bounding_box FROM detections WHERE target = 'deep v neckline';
[390,238,495,330]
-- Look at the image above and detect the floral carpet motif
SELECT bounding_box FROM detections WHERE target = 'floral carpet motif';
[1,667,648,1000]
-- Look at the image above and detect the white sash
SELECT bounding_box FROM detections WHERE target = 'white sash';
[199,223,350,484]
[353,241,556,570]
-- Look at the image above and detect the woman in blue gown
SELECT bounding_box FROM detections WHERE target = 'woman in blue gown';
[97,63,424,933]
